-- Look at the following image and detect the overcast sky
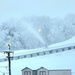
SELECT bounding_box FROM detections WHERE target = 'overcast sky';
[0,0,75,23]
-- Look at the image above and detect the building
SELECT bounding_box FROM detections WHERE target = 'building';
[21,67,71,75]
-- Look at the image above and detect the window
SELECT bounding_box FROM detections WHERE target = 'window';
[68,47,71,50]
[24,71,31,75]
[74,46,75,49]
[39,71,46,75]
[37,53,39,56]
[62,48,65,51]
[49,50,53,54]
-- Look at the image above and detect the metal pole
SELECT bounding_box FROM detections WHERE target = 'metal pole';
[4,44,13,75]
[8,44,11,75]
[4,51,12,75]
[7,52,11,75]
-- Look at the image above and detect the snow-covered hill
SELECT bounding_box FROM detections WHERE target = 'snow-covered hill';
[0,14,75,50]
[0,36,75,75]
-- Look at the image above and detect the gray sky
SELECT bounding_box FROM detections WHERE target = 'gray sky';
[0,0,75,23]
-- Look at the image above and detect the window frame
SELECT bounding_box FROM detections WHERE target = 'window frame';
[39,71,46,75]
[24,71,31,75]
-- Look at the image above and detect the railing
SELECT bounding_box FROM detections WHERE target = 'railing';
[0,45,75,62]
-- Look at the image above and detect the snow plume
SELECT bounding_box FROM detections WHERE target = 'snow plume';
[18,20,45,45]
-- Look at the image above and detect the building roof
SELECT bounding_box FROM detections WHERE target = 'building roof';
[21,67,32,71]
[22,67,71,71]
[37,67,48,70]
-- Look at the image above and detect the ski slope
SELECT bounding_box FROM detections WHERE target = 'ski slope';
[0,37,75,75]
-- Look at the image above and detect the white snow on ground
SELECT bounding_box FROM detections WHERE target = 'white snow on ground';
[0,36,75,75]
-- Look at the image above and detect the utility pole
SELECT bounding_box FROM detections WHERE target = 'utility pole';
[4,44,13,75]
